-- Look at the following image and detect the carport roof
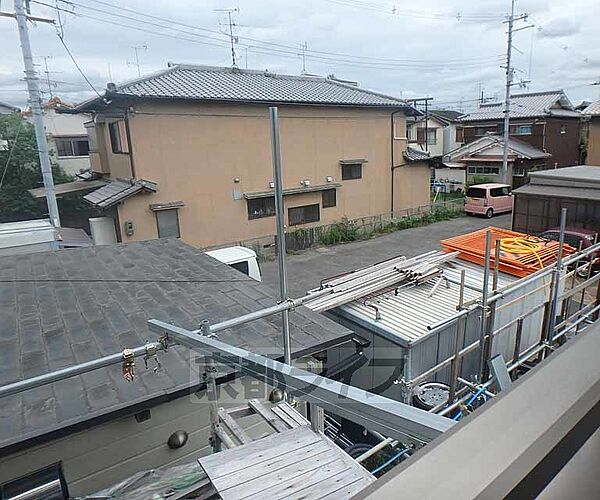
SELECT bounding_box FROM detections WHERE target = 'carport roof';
[512,183,600,201]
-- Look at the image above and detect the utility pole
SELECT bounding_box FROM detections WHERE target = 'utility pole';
[501,0,530,185]
[11,0,61,226]
[300,41,307,75]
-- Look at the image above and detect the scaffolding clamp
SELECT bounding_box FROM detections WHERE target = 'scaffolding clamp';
[144,342,161,373]
[122,348,136,382]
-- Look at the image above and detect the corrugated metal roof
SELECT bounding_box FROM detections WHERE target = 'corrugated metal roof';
[583,100,600,116]
[513,183,600,201]
[77,64,408,109]
[462,90,580,121]
[83,178,158,208]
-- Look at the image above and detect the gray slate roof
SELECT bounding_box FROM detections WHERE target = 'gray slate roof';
[83,179,158,208]
[76,64,408,109]
[462,90,580,121]
[582,100,600,116]
[0,239,352,451]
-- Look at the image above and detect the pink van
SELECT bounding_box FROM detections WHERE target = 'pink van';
[464,183,513,218]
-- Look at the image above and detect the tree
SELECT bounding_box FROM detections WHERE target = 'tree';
[0,113,83,223]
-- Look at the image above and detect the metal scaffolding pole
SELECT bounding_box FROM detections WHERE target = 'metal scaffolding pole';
[269,106,292,367]
[148,319,455,445]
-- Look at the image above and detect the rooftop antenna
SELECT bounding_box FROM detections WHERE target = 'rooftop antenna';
[127,43,148,76]
[215,7,240,68]
[300,41,308,74]
[41,55,54,98]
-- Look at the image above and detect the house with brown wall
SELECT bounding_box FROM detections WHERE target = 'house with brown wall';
[72,64,429,249]
[461,90,582,169]
[583,101,600,166]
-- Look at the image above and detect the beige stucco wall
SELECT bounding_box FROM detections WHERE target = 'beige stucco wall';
[101,102,423,248]
[393,163,431,211]
[586,120,600,166]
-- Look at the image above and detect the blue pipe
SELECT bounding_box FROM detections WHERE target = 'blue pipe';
[452,386,488,421]
[370,448,410,475]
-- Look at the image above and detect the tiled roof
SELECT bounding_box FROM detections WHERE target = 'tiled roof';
[430,109,463,123]
[462,90,580,121]
[76,64,408,109]
[403,146,431,162]
[582,100,600,116]
[0,239,352,451]
[445,134,551,161]
[83,179,158,208]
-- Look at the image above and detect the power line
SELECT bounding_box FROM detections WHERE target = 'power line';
[55,30,102,98]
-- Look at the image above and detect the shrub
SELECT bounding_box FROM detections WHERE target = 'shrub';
[320,217,359,245]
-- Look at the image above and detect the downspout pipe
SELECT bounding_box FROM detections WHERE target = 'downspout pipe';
[390,108,404,214]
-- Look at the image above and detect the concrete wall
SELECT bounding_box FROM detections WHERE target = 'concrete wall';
[393,163,431,211]
[87,101,427,248]
[586,119,600,166]
[435,167,466,190]
[0,377,273,497]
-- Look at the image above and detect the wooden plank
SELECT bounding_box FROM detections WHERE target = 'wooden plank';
[247,399,288,432]
[238,454,350,500]
[199,426,320,480]
[213,441,332,493]
[275,402,310,426]
[272,468,367,500]
[270,405,300,428]
[215,424,237,450]
[218,408,252,445]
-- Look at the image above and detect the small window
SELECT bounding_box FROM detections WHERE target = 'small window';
[512,125,532,135]
[156,209,180,238]
[513,166,526,177]
[341,163,362,180]
[288,204,320,226]
[108,121,125,153]
[560,124,567,135]
[55,137,90,157]
[455,126,464,143]
[230,261,249,276]
[467,166,499,175]
[322,189,336,208]
[427,128,437,145]
[247,197,275,220]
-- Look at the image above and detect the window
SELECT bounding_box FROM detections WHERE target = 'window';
[513,166,526,177]
[467,166,500,175]
[230,261,249,276]
[341,163,362,180]
[455,126,464,143]
[55,137,90,157]
[427,128,437,145]
[466,187,486,198]
[247,197,275,219]
[288,204,320,226]
[490,187,510,197]
[155,209,180,238]
[108,121,125,153]
[475,126,498,136]
[512,125,533,135]
[560,124,567,135]
[322,189,336,208]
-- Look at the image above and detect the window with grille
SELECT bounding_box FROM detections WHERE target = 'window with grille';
[341,163,362,180]
[55,137,90,157]
[247,197,276,220]
[155,209,180,238]
[467,166,500,175]
[288,204,320,226]
[322,189,336,208]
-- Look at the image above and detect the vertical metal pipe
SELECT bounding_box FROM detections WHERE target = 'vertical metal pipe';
[448,269,467,403]
[492,239,501,291]
[512,318,524,365]
[478,230,492,379]
[546,208,567,345]
[200,319,221,453]
[269,107,292,367]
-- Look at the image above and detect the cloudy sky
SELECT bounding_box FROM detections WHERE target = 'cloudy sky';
[1,0,598,111]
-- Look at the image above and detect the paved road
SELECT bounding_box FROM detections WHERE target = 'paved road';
[262,214,511,297]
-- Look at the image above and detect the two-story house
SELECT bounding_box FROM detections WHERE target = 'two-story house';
[407,110,464,157]
[461,90,581,168]
[72,64,429,249]
[583,101,600,165]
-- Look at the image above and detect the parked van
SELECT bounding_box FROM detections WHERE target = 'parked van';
[205,246,262,281]
[465,183,513,218]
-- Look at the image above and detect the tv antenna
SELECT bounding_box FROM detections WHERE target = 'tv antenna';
[127,43,148,76]
[216,8,240,67]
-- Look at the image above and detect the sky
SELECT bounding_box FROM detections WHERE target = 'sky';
[1,0,599,111]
